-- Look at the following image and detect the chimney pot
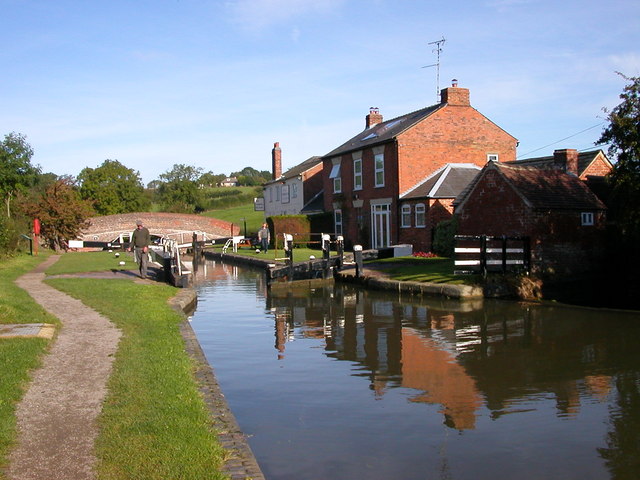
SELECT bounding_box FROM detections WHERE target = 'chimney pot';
[452,78,458,87]
[366,107,383,129]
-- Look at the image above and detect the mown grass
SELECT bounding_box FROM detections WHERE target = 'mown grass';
[0,253,58,478]
[210,243,333,263]
[203,203,265,237]
[47,270,227,479]
[365,256,480,285]
[45,250,137,275]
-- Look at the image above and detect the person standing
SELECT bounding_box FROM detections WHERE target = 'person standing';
[129,219,150,278]
[258,222,270,253]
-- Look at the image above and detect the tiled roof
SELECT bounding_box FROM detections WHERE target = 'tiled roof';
[402,164,480,199]
[300,190,324,215]
[324,104,443,158]
[264,156,323,185]
[506,149,606,176]
[462,162,606,210]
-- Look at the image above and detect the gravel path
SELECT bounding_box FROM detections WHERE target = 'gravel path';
[7,255,122,480]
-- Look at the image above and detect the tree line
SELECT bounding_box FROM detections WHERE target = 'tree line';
[0,142,269,253]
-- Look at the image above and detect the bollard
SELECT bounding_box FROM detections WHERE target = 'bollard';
[354,245,364,277]
[336,235,344,269]
[322,234,331,261]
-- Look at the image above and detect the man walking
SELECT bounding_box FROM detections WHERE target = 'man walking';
[129,219,150,278]
[258,222,270,253]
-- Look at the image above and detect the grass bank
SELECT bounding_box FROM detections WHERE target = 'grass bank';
[0,253,58,478]
[46,259,227,479]
[366,256,480,285]
[203,203,264,238]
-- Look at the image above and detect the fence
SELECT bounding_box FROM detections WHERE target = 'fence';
[454,235,530,275]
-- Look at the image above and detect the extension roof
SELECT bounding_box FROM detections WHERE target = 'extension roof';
[401,163,481,200]
[505,149,609,177]
[324,104,444,158]
[455,161,607,212]
[263,156,323,186]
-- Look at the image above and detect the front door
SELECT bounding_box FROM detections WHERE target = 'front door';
[371,203,390,249]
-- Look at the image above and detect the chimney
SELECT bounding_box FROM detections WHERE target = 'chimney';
[272,142,282,179]
[366,107,383,128]
[440,79,470,106]
[553,149,579,176]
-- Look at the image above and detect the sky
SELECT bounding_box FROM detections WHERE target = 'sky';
[1,0,639,186]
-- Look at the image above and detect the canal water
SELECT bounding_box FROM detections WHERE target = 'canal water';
[189,259,640,480]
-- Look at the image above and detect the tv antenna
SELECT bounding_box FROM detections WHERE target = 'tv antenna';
[422,37,446,101]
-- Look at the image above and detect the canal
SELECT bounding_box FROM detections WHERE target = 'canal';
[189,259,640,480]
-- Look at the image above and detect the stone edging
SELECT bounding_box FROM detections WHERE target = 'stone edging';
[169,289,266,480]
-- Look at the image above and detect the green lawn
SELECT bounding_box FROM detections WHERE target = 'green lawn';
[45,250,137,275]
[366,256,479,285]
[203,203,264,237]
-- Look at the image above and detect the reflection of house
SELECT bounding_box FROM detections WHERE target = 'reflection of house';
[263,142,324,217]
[455,161,607,274]
[402,328,482,430]
[322,81,517,249]
[399,163,480,252]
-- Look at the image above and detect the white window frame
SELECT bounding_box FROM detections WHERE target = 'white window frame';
[353,158,363,191]
[330,162,342,193]
[581,212,594,226]
[275,185,281,202]
[487,153,499,162]
[281,184,290,204]
[415,203,426,228]
[291,183,298,199]
[401,204,411,228]
[334,209,343,235]
[374,153,385,187]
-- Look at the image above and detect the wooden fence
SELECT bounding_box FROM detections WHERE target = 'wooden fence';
[454,235,530,275]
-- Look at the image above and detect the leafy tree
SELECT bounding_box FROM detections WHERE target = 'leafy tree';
[198,171,225,188]
[78,159,148,215]
[23,177,94,252]
[156,164,204,213]
[231,167,271,186]
[0,132,40,217]
[598,74,640,247]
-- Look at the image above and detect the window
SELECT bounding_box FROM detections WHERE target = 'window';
[353,158,363,190]
[374,153,385,187]
[281,185,290,204]
[334,209,343,235]
[487,153,499,162]
[268,187,273,203]
[291,183,298,199]
[581,212,594,226]
[415,203,426,227]
[401,204,411,228]
[330,163,342,193]
[275,185,281,202]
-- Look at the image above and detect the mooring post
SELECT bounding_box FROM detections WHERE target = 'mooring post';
[322,234,331,279]
[284,234,294,279]
[336,235,344,269]
[354,245,364,277]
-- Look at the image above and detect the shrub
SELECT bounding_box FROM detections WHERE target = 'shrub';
[432,216,458,257]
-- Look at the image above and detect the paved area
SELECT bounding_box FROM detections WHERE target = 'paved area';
[7,255,122,480]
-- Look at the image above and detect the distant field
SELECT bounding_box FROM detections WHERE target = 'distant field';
[203,203,265,237]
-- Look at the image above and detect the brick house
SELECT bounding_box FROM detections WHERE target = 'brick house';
[399,163,481,252]
[506,148,612,180]
[322,81,517,250]
[455,161,607,274]
[263,142,324,217]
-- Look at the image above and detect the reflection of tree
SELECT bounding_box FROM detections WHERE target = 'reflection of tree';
[598,372,640,479]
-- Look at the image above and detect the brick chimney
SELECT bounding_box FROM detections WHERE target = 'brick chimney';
[553,149,579,176]
[366,107,383,128]
[272,142,282,179]
[440,79,470,106]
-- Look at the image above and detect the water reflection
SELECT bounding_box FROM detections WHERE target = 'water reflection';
[191,260,640,480]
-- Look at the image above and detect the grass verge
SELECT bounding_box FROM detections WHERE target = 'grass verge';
[45,250,137,275]
[365,256,480,285]
[46,276,228,480]
[203,203,264,237]
[0,253,58,478]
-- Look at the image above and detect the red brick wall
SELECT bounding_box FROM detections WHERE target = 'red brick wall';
[302,163,324,204]
[399,199,454,252]
[457,170,606,274]
[397,106,516,194]
[580,155,612,179]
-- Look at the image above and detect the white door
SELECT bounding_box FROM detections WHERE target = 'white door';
[371,203,390,249]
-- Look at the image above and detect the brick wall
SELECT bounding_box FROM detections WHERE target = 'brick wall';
[581,155,612,179]
[457,170,606,274]
[80,212,239,242]
[399,198,454,252]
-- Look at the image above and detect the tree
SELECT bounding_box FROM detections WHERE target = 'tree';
[156,164,205,213]
[231,167,271,186]
[78,159,148,215]
[0,132,40,217]
[23,177,94,252]
[598,74,640,239]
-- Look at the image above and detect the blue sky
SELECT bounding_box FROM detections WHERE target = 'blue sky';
[2,0,639,185]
